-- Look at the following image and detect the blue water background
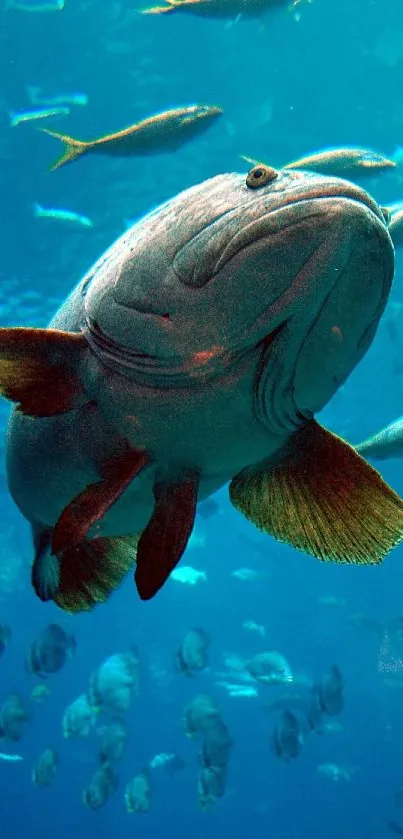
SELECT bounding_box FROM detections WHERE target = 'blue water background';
[1,0,403,836]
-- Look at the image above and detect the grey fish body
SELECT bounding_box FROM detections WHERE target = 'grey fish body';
[7,170,391,533]
[2,165,401,612]
[356,417,403,460]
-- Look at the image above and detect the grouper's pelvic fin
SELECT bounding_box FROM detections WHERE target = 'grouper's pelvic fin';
[0,327,87,416]
[41,128,90,171]
[51,448,150,556]
[135,471,200,601]
[40,469,198,613]
[229,419,403,565]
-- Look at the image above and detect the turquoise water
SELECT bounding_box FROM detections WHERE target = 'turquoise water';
[1,0,403,836]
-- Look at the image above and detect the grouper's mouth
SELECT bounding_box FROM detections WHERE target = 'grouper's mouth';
[83,316,244,386]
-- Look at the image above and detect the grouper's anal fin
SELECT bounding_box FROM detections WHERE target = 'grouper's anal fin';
[229,419,403,566]
[135,471,200,600]
[51,448,149,555]
[0,327,87,416]
[54,535,140,613]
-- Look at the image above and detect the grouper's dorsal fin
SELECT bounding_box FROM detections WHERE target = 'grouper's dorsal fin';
[51,448,150,556]
[0,327,87,416]
[135,471,200,600]
[229,419,403,565]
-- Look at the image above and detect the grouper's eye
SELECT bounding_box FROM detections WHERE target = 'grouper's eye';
[246,165,278,189]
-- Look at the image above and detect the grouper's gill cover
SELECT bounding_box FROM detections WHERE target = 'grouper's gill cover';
[0,165,402,614]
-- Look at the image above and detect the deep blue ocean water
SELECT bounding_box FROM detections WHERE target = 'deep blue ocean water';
[1,0,403,836]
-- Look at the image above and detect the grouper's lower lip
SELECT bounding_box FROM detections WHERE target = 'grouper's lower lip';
[214,186,385,275]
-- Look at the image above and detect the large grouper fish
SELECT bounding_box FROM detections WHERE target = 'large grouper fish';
[1,163,403,614]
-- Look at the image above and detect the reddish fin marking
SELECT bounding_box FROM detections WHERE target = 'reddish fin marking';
[135,471,199,601]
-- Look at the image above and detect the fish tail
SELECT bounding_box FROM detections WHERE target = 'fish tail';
[40,129,89,171]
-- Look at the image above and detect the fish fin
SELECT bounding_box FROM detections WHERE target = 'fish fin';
[41,129,90,171]
[229,419,403,565]
[0,328,87,416]
[140,4,176,12]
[51,448,149,555]
[135,471,199,600]
[53,534,139,613]
[239,154,265,166]
[31,526,60,601]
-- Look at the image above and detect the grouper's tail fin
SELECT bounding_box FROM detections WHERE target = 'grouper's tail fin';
[41,129,90,171]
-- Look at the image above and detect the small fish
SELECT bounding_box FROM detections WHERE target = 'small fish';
[83,764,118,810]
[41,104,223,171]
[27,87,88,107]
[30,684,50,703]
[124,769,151,814]
[318,594,347,608]
[231,567,261,582]
[317,763,354,781]
[272,709,303,760]
[62,694,95,738]
[175,627,209,676]
[0,625,11,658]
[241,147,396,179]
[246,651,293,685]
[385,202,403,248]
[316,665,344,716]
[284,147,396,177]
[26,624,76,678]
[10,107,69,128]
[98,721,128,765]
[197,498,220,519]
[170,566,207,585]
[33,203,93,228]
[0,752,23,762]
[217,682,258,698]
[88,648,140,716]
[242,620,266,637]
[6,0,64,10]
[356,416,403,461]
[149,752,186,775]
[183,694,221,738]
[32,748,58,786]
[0,693,31,742]
[141,0,297,20]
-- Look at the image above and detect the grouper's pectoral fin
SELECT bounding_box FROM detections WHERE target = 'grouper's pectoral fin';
[135,471,200,600]
[229,419,403,565]
[0,327,87,416]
